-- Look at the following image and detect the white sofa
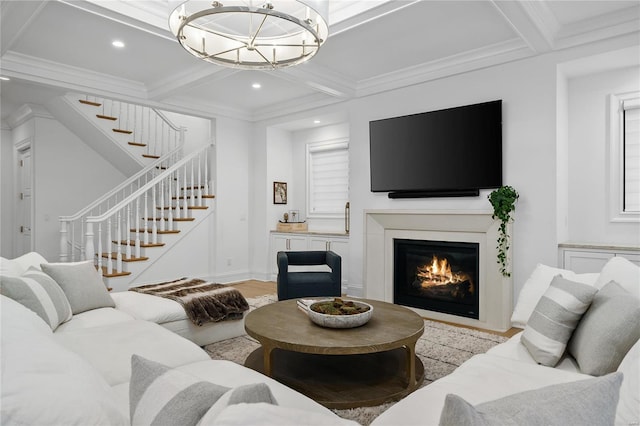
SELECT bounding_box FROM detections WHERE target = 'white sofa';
[372,256,640,426]
[0,253,357,426]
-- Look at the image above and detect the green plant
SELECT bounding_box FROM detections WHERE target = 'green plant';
[488,186,519,277]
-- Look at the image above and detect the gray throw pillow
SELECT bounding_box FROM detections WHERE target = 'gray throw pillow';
[41,261,115,314]
[568,280,640,376]
[439,372,623,426]
[0,267,72,330]
[130,355,229,426]
[521,275,597,366]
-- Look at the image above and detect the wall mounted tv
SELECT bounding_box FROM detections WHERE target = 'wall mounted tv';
[369,100,502,198]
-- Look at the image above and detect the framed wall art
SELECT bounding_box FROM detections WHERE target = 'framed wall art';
[273,181,287,204]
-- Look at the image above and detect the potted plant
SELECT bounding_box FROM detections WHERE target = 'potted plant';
[488,186,519,277]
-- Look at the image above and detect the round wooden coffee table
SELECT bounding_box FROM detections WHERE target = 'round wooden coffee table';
[244,298,424,409]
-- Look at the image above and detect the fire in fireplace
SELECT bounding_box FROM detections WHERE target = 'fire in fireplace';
[394,239,479,319]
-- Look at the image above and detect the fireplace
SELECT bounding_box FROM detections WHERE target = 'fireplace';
[394,239,480,319]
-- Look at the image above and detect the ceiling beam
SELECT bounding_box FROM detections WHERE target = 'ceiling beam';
[1,0,47,56]
[490,0,559,53]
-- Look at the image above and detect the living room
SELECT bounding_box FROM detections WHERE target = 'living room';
[1,1,639,425]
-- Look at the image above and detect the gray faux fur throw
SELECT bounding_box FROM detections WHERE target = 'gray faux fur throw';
[130,277,249,326]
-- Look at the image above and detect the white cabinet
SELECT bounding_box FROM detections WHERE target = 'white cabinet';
[559,243,640,273]
[270,232,349,287]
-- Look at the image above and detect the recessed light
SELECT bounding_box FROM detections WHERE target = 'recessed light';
[0,76,10,81]
[112,40,125,48]
[313,120,321,124]
[252,83,261,89]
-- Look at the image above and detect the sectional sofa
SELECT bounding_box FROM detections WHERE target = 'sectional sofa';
[0,253,357,425]
[1,252,638,425]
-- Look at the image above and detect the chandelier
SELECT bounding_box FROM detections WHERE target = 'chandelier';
[168,0,329,70]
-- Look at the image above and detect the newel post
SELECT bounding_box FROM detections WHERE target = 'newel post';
[60,220,69,262]
[85,222,95,263]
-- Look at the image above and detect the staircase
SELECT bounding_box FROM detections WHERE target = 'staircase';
[58,96,214,291]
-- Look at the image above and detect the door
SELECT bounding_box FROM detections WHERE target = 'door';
[15,146,32,256]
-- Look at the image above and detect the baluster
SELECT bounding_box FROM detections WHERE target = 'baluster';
[70,225,75,262]
[197,156,203,206]
[159,179,165,232]
[133,105,137,144]
[152,185,158,244]
[119,102,123,130]
[167,175,174,230]
[154,114,158,157]
[135,197,141,258]
[107,219,113,275]
[126,204,132,260]
[147,108,151,156]
[190,159,195,208]
[116,212,123,273]
[97,223,103,276]
[204,149,210,198]
[183,164,189,214]
[143,191,149,245]
[60,221,68,262]
[126,103,130,134]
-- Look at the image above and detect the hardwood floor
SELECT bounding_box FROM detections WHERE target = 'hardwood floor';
[230,280,521,338]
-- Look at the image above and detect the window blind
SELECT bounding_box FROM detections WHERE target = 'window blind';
[307,142,349,216]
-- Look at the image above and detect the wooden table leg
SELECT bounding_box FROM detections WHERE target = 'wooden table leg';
[404,342,418,390]
[262,344,274,377]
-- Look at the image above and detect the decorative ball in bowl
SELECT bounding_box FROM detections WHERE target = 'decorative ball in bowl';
[308,298,373,329]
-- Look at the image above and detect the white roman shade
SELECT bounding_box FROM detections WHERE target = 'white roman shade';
[307,140,349,217]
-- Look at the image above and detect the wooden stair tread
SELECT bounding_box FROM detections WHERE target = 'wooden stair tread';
[172,195,215,200]
[100,266,131,278]
[142,154,160,159]
[128,142,146,147]
[114,240,165,248]
[113,129,133,134]
[79,99,101,106]
[144,217,195,222]
[130,228,180,234]
[189,206,209,210]
[100,253,149,262]
[97,114,117,121]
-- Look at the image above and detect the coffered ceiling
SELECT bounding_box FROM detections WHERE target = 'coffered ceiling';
[1,0,639,126]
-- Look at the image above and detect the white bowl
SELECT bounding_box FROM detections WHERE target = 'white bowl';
[307,299,373,329]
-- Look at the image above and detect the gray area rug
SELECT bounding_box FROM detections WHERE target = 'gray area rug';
[204,294,508,426]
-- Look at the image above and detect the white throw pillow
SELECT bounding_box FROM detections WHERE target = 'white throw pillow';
[1,294,52,337]
[1,252,47,276]
[511,264,598,328]
[0,268,73,330]
[41,260,115,314]
[594,256,640,298]
[521,275,597,367]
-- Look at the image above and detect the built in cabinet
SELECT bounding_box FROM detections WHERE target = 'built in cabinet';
[559,243,640,273]
[270,231,349,287]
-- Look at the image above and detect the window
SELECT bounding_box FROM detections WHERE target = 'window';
[623,99,639,212]
[306,139,349,218]
[609,92,640,221]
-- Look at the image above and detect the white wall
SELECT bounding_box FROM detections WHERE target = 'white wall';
[214,116,252,282]
[1,126,14,257]
[161,111,211,154]
[29,116,126,261]
[267,128,294,226]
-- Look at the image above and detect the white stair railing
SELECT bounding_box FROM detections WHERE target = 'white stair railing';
[84,145,213,276]
[78,94,183,159]
[59,147,183,262]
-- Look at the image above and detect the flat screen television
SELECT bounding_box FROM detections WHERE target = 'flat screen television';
[369,100,502,198]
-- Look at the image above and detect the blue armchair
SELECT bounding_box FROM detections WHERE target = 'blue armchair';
[277,251,342,301]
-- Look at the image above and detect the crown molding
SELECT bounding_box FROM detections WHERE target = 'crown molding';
[251,92,344,122]
[1,51,147,99]
[6,103,53,129]
[356,38,532,98]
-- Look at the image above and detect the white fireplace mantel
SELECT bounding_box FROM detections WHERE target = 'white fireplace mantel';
[364,209,513,332]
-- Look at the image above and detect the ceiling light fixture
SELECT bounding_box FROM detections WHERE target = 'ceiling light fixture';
[168,0,329,70]
[0,76,10,81]
[112,40,125,48]
[252,82,262,89]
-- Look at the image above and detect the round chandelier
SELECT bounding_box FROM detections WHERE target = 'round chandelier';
[168,0,329,70]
